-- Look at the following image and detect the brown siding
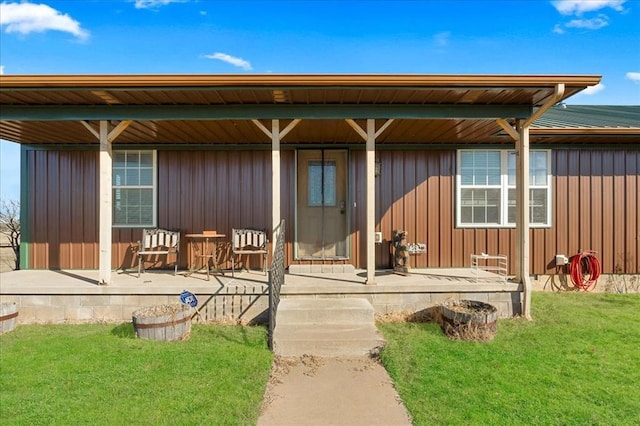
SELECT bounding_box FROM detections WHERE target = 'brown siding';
[26,148,640,275]
[360,148,639,275]
[28,150,98,269]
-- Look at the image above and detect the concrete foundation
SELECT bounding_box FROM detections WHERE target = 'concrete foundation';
[1,268,523,324]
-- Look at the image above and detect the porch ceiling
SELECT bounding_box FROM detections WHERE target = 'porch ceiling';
[0,73,606,145]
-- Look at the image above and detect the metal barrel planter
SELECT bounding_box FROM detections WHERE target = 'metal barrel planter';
[0,302,19,334]
[132,303,191,341]
[441,299,498,342]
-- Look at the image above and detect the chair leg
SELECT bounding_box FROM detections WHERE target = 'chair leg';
[231,255,235,277]
[138,255,142,278]
[263,252,267,275]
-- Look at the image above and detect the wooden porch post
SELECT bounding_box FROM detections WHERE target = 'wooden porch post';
[516,120,532,319]
[365,119,376,285]
[271,119,281,237]
[98,120,112,285]
[252,119,299,245]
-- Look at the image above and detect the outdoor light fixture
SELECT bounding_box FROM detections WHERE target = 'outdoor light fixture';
[375,159,381,177]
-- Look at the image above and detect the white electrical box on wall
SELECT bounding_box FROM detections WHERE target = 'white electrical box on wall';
[374,232,383,244]
[555,254,569,266]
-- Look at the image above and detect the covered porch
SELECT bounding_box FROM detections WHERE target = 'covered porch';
[0,267,521,324]
[0,74,603,320]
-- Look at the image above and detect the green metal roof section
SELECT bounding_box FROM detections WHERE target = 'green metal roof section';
[533,105,640,129]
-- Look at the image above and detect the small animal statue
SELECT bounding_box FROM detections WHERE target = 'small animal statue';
[392,230,410,275]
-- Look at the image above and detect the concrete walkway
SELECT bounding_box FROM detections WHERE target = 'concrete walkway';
[258,356,412,426]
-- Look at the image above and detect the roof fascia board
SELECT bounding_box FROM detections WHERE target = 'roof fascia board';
[0,74,602,88]
[0,104,534,121]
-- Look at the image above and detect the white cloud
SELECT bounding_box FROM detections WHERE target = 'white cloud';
[434,31,451,47]
[0,2,89,40]
[552,0,626,15]
[565,15,609,29]
[552,24,565,34]
[0,65,4,75]
[626,72,640,83]
[581,83,605,95]
[204,53,253,71]
[134,0,186,9]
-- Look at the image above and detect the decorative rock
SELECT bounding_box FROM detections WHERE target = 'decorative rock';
[0,302,19,334]
[132,303,191,341]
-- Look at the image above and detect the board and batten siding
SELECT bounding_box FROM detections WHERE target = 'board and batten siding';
[25,148,639,275]
[27,150,99,269]
[357,149,639,275]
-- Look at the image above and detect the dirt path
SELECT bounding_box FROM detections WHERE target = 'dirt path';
[258,355,412,426]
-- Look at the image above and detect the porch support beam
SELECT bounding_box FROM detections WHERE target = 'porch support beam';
[499,84,564,320]
[251,119,301,241]
[81,119,132,285]
[272,120,281,240]
[515,120,531,320]
[98,120,112,285]
[346,119,393,285]
[365,119,376,285]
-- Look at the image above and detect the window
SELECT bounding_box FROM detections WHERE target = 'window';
[457,149,551,227]
[113,150,156,227]
[308,160,337,206]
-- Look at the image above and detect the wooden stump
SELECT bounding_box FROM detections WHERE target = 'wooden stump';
[132,303,191,341]
[0,302,19,334]
[441,299,498,342]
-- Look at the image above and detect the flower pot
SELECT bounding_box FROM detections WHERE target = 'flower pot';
[441,299,498,341]
[0,302,19,334]
[132,303,191,341]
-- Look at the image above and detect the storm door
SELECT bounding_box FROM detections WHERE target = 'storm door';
[296,149,349,259]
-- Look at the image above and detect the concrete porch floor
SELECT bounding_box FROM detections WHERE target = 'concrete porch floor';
[0,267,518,294]
[0,268,523,324]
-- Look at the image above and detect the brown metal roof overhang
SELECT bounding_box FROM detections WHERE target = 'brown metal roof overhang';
[0,74,607,145]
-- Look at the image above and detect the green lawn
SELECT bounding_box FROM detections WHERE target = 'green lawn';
[379,292,640,425]
[0,323,273,425]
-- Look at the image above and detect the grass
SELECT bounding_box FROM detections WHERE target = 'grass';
[379,292,640,425]
[0,323,273,425]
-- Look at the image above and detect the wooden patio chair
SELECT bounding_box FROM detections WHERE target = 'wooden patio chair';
[231,228,268,277]
[133,228,180,278]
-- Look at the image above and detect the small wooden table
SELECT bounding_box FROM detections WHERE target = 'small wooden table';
[185,233,226,280]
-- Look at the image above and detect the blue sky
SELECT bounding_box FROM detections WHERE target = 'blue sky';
[1,0,639,201]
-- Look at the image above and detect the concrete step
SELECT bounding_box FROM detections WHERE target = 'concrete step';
[276,298,374,325]
[273,297,385,357]
[273,323,386,357]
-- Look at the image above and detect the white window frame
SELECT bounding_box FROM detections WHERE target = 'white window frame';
[112,150,157,228]
[456,149,551,228]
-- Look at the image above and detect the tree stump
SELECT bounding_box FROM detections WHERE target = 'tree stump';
[132,303,191,341]
[441,299,498,342]
[0,302,19,334]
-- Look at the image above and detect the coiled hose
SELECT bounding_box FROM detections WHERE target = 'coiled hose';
[570,251,601,291]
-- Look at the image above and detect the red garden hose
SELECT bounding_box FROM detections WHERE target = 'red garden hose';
[569,251,601,291]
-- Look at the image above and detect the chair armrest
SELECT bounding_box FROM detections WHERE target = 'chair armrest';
[130,241,141,252]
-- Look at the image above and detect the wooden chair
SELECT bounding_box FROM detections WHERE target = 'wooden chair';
[134,228,180,278]
[231,228,268,277]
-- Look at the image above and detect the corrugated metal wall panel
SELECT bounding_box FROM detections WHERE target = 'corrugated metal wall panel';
[156,150,273,270]
[281,150,296,267]
[26,148,639,275]
[625,152,638,273]
[28,150,99,269]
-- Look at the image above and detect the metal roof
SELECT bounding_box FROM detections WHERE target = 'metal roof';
[533,105,640,129]
[4,73,632,146]
[527,105,640,144]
